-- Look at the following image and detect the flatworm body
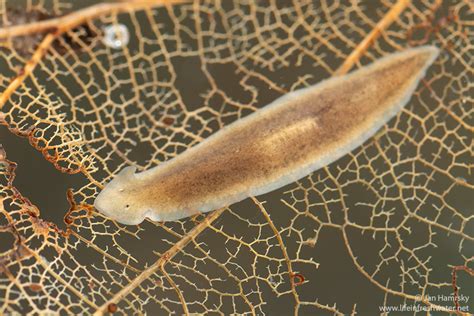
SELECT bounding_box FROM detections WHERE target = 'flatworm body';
[95,46,439,225]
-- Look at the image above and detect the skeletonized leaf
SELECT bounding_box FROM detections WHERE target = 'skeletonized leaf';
[0,0,472,314]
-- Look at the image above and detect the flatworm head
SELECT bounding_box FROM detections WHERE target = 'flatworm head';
[94,166,144,225]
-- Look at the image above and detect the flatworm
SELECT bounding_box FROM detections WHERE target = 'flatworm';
[95,46,439,225]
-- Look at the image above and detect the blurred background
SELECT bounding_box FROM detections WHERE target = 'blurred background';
[0,0,472,314]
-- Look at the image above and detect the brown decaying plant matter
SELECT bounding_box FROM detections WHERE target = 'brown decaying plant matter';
[0,0,472,315]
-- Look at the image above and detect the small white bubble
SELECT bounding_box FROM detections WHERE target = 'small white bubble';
[103,24,130,49]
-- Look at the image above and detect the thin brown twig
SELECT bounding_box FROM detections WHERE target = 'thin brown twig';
[0,0,189,39]
[92,208,226,315]
[334,0,411,75]
[0,0,189,111]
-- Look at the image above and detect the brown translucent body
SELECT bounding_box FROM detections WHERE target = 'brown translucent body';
[94,46,439,224]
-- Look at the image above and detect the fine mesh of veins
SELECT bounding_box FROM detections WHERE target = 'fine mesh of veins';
[0,0,472,314]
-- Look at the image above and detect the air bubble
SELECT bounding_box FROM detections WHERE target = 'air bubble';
[103,24,130,49]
